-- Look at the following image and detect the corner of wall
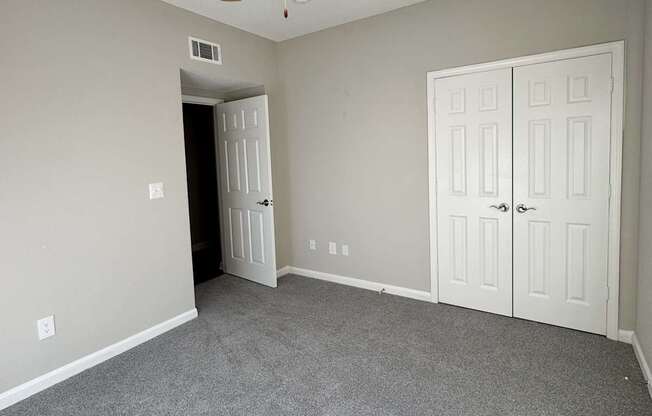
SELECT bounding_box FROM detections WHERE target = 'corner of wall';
[634,0,652,394]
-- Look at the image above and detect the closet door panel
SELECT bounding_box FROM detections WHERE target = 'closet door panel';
[512,54,612,335]
[435,69,513,316]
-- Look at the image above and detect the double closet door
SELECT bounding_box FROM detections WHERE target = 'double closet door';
[435,54,612,335]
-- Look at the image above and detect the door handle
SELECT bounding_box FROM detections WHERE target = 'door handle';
[256,199,273,207]
[516,203,536,214]
[489,203,510,212]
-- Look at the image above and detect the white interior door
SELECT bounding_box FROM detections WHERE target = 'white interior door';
[513,54,612,334]
[216,95,277,288]
[435,68,513,316]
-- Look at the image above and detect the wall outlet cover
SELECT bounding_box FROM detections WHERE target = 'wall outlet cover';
[309,240,317,250]
[37,315,56,340]
[342,244,350,256]
[328,242,337,255]
[149,182,165,200]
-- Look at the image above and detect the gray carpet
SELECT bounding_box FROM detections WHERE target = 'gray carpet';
[3,274,651,416]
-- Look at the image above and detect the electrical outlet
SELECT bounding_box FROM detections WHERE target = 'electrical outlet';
[329,242,337,255]
[37,315,56,340]
[341,244,350,256]
[149,182,165,200]
[309,240,317,250]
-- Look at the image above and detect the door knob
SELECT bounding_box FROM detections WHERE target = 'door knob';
[516,203,536,214]
[257,199,273,207]
[489,203,510,212]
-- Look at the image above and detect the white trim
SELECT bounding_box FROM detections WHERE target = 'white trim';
[0,309,198,411]
[427,42,624,79]
[427,73,439,304]
[619,329,634,344]
[632,333,652,399]
[182,95,223,106]
[280,266,431,302]
[212,106,228,280]
[426,41,625,340]
[605,42,625,342]
[277,266,292,278]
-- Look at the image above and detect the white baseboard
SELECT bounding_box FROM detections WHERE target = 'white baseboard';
[619,329,634,344]
[0,308,198,411]
[632,333,652,399]
[276,265,292,278]
[279,266,431,302]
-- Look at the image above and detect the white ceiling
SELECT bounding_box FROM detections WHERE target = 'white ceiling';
[161,0,427,42]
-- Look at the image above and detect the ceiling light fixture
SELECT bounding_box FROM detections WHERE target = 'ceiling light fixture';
[220,0,312,19]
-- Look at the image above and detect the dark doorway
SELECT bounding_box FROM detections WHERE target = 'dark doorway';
[183,103,222,285]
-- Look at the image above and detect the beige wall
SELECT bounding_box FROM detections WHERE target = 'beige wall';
[0,0,289,392]
[277,0,645,330]
[637,0,652,372]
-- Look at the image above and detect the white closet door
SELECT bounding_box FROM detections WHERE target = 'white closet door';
[513,54,612,334]
[435,69,513,316]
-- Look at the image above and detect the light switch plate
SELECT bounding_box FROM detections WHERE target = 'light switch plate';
[328,242,337,255]
[37,315,56,340]
[149,182,165,200]
[341,244,350,256]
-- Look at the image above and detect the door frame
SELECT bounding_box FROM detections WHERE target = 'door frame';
[426,41,625,340]
[181,95,227,275]
[182,95,223,106]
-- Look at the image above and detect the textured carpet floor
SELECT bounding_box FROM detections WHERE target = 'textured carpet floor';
[3,274,652,415]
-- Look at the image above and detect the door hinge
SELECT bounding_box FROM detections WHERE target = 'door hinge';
[610,76,615,93]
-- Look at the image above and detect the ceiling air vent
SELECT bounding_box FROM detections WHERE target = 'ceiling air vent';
[189,36,222,65]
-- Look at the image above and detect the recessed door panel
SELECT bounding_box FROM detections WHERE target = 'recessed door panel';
[479,123,499,197]
[449,215,468,284]
[565,223,590,305]
[229,208,245,261]
[245,139,262,193]
[513,54,611,335]
[479,217,499,290]
[528,119,551,199]
[435,68,513,316]
[450,127,467,195]
[248,210,265,264]
[527,221,550,298]
[224,140,241,193]
[567,117,592,199]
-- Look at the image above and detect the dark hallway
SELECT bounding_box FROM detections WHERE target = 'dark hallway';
[183,103,222,285]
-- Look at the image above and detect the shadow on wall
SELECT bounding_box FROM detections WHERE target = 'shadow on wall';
[180,69,265,101]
